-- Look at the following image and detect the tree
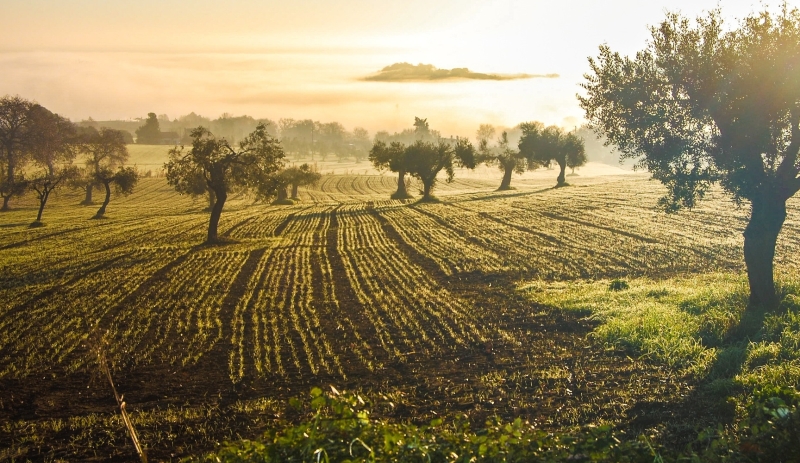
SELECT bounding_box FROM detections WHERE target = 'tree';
[405,138,477,201]
[350,127,371,162]
[579,7,800,309]
[567,140,589,175]
[92,166,139,219]
[280,163,321,200]
[476,125,528,190]
[369,140,411,199]
[26,106,79,225]
[78,128,137,218]
[135,112,160,144]
[519,123,586,186]
[369,118,441,199]
[28,166,80,226]
[78,127,130,205]
[0,95,36,211]
[165,123,284,243]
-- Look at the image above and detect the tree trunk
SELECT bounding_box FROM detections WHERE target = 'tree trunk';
[207,187,227,243]
[276,187,288,201]
[743,193,786,309]
[392,170,410,199]
[556,160,567,186]
[498,164,514,190]
[291,183,299,200]
[94,181,111,218]
[206,189,216,212]
[35,190,49,222]
[82,183,94,205]
[422,180,433,200]
[1,195,9,211]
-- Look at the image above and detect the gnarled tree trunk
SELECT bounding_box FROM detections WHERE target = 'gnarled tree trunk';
[743,192,786,309]
[35,190,49,223]
[391,169,410,199]
[82,183,94,205]
[556,160,567,186]
[206,165,228,243]
[206,189,216,212]
[421,178,434,201]
[93,180,111,218]
[291,183,299,200]
[207,187,227,243]
[498,164,514,190]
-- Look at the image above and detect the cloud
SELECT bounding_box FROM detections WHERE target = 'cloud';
[363,62,558,82]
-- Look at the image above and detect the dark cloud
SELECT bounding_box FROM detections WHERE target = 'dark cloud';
[363,62,558,82]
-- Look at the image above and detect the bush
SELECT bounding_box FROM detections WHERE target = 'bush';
[608,279,629,291]
[198,388,659,462]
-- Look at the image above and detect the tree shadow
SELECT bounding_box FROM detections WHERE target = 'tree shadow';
[0,222,29,228]
[626,303,772,448]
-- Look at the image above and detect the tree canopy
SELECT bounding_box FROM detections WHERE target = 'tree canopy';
[579,6,800,308]
[165,123,284,243]
[0,95,37,210]
[404,138,477,201]
[135,112,161,144]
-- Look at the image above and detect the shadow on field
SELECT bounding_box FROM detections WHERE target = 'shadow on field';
[0,221,28,228]
[456,186,553,203]
[626,305,769,447]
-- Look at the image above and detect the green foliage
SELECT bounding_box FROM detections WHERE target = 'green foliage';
[198,388,658,463]
[608,279,629,291]
[580,6,800,209]
[693,386,800,462]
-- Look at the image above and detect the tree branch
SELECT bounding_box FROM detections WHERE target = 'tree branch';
[777,107,800,181]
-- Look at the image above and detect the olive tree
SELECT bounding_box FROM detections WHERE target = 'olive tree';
[518,123,586,186]
[579,7,800,308]
[282,163,321,200]
[476,125,528,190]
[165,123,284,243]
[404,138,477,201]
[0,96,37,210]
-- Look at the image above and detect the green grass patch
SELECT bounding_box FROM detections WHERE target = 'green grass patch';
[521,273,749,372]
[521,273,800,461]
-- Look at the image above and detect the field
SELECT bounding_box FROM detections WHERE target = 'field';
[2,168,800,461]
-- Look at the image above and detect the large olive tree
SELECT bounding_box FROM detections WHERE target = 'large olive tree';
[165,123,284,243]
[580,7,800,309]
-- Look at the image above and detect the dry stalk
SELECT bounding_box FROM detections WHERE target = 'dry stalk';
[94,336,148,463]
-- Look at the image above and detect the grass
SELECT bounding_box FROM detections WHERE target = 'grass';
[521,273,750,371]
[520,272,800,461]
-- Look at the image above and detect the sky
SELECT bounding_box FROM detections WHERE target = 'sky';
[0,0,773,137]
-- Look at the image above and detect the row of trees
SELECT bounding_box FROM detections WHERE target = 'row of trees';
[0,96,139,225]
[278,119,372,162]
[369,118,588,200]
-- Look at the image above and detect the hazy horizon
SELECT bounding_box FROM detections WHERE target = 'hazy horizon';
[0,0,767,137]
